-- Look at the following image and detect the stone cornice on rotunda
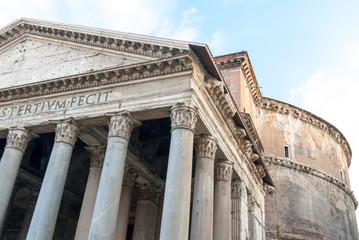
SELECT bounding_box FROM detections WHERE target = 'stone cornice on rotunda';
[265,156,358,209]
[260,97,352,167]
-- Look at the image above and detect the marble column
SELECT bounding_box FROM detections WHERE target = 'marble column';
[18,191,38,240]
[190,135,217,240]
[74,145,106,240]
[0,128,37,228]
[88,112,140,240]
[213,159,233,240]
[26,118,80,240]
[114,166,137,240]
[159,103,198,240]
[133,184,160,240]
[231,179,249,240]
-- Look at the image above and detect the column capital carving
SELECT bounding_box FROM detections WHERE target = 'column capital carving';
[170,103,198,132]
[215,159,233,182]
[195,135,217,159]
[51,118,80,146]
[137,184,161,204]
[107,111,141,140]
[6,127,38,152]
[123,166,137,187]
[85,145,106,168]
[231,180,243,198]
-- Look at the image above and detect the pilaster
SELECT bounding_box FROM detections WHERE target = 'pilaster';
[133,184,161,240]
[214,159,233,240]
[74,145,106,240]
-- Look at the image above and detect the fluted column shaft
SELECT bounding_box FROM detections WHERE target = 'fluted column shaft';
[213,160,233,240]
[26,118,80,240]
[190,135,217,240]
[231,180,248,240]
[114,167,137,240]
[133,184,160,240]
[159,103,198,240]
[74,145,106,240]
[88,112,140,240]
[0,128,36,228]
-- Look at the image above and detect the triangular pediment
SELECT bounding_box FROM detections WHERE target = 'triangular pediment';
[0,36,155,89]
[0,18,195,89]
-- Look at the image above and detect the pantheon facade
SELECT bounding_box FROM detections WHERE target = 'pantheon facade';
[0,19,357,240]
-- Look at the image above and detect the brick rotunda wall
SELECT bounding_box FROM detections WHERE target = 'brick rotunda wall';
[257,98,358,240]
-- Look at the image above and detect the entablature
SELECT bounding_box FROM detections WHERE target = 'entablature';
[190,59,273,187]
[0,54,192,103]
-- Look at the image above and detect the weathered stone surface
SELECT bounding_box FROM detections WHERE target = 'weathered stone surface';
[0,39,140,89]
[265,161,359,240]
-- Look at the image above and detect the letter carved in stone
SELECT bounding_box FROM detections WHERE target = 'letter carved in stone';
[170,103,198,132]
[85,145,106,168]
[108,111,141,140]
[195,135,217,159]
[215,160,233,182]
[52,118,80,146]
[5,127,38,152]
[123,166,137,187]
[137,184,161,204]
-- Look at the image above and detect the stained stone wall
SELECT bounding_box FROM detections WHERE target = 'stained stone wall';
[265,160,358,240]
[257,105,350,186]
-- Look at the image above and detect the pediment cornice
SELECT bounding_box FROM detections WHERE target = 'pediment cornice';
[0,54,193,102]
[0,19,190,59]
[214,51,262,106]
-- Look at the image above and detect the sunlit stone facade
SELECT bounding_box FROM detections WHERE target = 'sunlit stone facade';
[0,19,356,240]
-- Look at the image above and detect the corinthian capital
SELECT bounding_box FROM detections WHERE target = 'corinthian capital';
[6,127,38,152]
[137,184,161,204]
[52,118,80,146]
[123,166,137,187]
[195,135,217,159]
[215,159,233,182]
[85,145,106,168]
[108,111,141,140]
[232,179,247,198]
[170,103,198,132]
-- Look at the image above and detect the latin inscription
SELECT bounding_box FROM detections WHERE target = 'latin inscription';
[0,91,112,118]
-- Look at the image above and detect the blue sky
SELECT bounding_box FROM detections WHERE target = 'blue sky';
[1,0,359,222]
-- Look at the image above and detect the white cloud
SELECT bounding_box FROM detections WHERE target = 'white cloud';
[290,42,359,219]
[208,29,226,55]
[170,7,204,41]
